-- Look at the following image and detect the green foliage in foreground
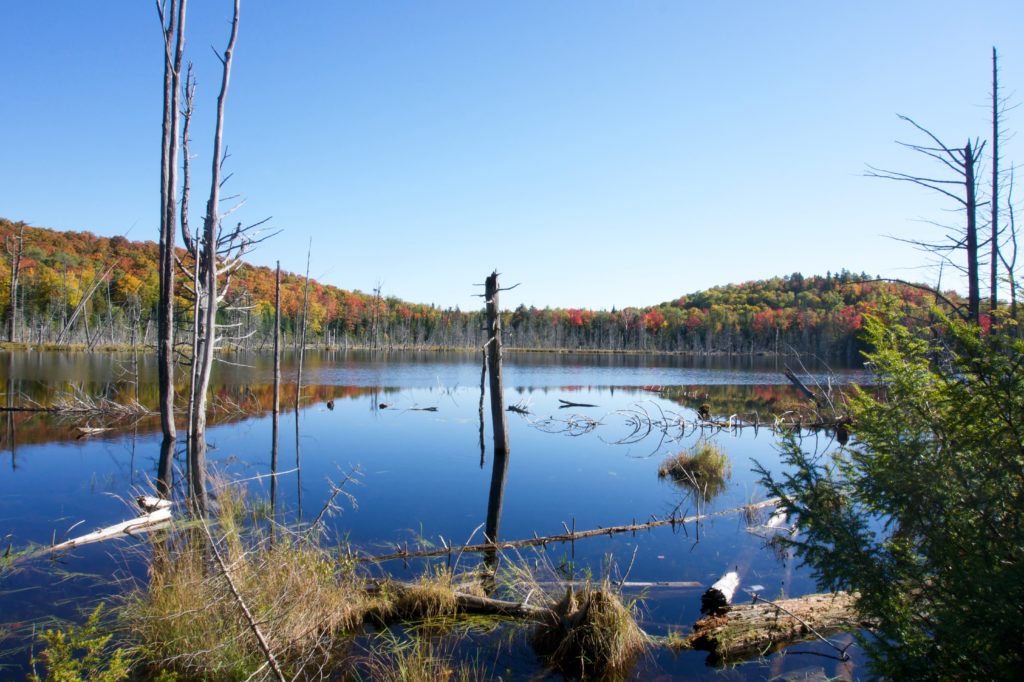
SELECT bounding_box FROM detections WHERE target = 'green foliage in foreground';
[757,311,1024,679]
[29,604,131,682]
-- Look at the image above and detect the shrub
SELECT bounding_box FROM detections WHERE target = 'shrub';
[756,312,1024,678]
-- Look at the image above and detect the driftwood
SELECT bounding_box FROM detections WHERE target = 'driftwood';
[686,591,863,662]
[368,579,861,667]
[358,498,780,563]
[700,571,739,615]
[44,496,173,555]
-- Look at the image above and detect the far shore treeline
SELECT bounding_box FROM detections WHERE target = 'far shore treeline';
[0,218,952,359]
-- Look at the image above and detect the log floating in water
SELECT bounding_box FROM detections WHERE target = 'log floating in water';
[687,591,863,663]
[701,571,739,615]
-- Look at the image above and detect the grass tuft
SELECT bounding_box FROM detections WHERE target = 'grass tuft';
[657,441,732,501]
[121,486,376,678]
[532,581,647,680]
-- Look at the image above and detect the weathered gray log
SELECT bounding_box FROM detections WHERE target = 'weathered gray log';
[360,498,780,563]
[45,497,173,554]
[451,591,548,619]
[686,591,863,662]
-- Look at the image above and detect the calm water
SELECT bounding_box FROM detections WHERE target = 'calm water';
[0,350,867,679]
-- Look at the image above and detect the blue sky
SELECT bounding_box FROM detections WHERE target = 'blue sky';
[2,1,1021,310]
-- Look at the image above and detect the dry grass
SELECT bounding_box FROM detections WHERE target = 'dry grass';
[532,582,647,680]
[377,567,461,623]
[122,487,379,679]
[657,441,732,501]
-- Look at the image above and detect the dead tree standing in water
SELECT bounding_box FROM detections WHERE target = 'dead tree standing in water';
[157,0,187,453]
[482,271,518,549]
[484,271,509,457]
[183,0,241,513]
[271,261,282,516]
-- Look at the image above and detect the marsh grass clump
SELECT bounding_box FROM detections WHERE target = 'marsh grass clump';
[378,566,461,622]
[657,441,732,500]
[359,630,494,682]
[122,487,377,679]
[532,582,647,680]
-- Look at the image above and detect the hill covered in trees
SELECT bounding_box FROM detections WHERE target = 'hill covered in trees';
[0,218,948,359]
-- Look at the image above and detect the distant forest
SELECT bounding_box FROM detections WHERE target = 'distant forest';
[0,218,951,360]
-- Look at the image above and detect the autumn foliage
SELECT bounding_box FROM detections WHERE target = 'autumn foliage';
[0,218,948,357]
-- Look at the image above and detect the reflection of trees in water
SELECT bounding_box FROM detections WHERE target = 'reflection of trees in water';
[0,382,398,451]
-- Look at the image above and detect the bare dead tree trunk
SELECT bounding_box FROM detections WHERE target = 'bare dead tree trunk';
[966,140,980,323]
[295,240,311,412]
[5,221,25,343]
[294,242,311,518]
[479,345,487,469]
[484,272,509,457]
[182,68,201,468]
[1004,172,1019,321]
[157,0,187,448]
[483,272,510,556]
[990,47,1000,314]
[867,116,984,325]
[189,0,239,514]
[271,261,281,516]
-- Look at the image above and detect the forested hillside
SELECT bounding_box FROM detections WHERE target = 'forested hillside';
[0,218,949,358]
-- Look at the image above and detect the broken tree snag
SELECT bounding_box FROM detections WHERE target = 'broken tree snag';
[484,272,509,456]
[783,367,820,405]
[701,570,740,615]
[687,591,862,663]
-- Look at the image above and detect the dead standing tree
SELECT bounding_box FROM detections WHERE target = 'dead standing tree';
[868,115,985,324]
[182,0,242,513]
[5,221,25,343]
[481,272,519,547]
[157,0,187,459]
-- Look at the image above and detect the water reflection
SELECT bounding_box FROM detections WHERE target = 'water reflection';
[0,351,870,679]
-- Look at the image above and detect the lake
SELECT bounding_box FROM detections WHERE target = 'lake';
[0,350,868,679]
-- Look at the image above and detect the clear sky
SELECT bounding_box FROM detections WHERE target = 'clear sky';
[2,1,1021,311]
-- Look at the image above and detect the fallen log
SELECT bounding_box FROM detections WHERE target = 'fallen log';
[700,571,739,615]
[358,498,781,563]
[43,497,173,555]
[685,591,864,663]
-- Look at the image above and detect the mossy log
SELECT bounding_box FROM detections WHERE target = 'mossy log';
[686,591,863,663]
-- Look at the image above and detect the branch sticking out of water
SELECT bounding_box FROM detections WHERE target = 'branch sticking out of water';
[356,498,781,564]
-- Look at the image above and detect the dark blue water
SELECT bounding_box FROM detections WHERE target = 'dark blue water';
[0,350,867,679]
